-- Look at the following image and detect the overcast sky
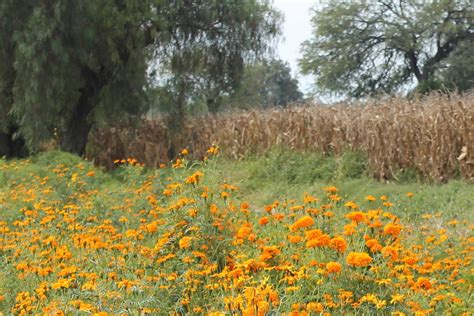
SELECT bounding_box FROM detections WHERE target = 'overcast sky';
[273,0,315,95]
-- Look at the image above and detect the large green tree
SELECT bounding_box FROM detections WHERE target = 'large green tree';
[439,39,474,92]
[227,59,303,109]
[299,0,473,97]
[0,0,281,156]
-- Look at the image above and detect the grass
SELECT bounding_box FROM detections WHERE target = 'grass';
[204,150,473,221]
[0,150,472,314]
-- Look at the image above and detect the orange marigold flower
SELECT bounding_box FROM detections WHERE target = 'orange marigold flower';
[326,261,342,274]
[179,236,193,249]
[260,246,280,261]
[236,223,252,240]
[323,186,338,193]
[185,171,204,185]
[415,277,432,290]
[305,229,323,240]
[306,234,331,248]
[381,246,398,261]
[403,256,418,266]
[343,223,356,236]
[258,217,270,226]
[345,211,367,223]
[346,252,373,267]
[288,235,303,243]
[365,238,383,253]
[365,195,376,202]
[307,302,324,312]
[290,215,314,231]
[383,222,403,236]
[329,236,347,253]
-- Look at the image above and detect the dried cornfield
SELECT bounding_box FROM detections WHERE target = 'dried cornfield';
[88,93,474,181]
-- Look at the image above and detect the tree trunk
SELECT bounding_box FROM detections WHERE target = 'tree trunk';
[60,66,105,156]
[59,88,95,156]
[0,125,27,158]
[0,132,11,157]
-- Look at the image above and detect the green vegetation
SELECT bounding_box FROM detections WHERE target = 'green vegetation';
[0,0,281,156]
[0,151,472,314]
[203,150,473,220]
[3,150,472,222]
[300,0,473,96]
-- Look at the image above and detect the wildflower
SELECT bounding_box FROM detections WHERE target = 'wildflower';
[306,234,331,248]
[179,236,193,249]
[326,262,342,274]
[329,236,347,253]
[290,216,314,231]
[305,229,323,240]
[365,238,383,253]
[365,195,376,202]
[383,223,403,236]
[288,235,302,243]
[345,211,367,223]
[207,145,219,155]
[414,277,432,290]
[180,148,189,155]
[185,171,204,185]
[344,201,358,209]
[346,252,373,267]
[390,294,404,304]
[307,302,324,312]
[323,186,338,193]
[343,223,357,236]
[258,217,270,226]
[236,223,252,240]
[260,246,280,261]
[381,246,398,261]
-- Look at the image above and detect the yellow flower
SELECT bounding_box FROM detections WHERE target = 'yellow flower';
[390,294,404,304]
[179,236,193,249]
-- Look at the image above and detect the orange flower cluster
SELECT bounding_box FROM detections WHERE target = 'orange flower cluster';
[346,252,373,267]
[0,154,471,315]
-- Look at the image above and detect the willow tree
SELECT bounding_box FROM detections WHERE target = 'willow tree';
[0,0,281,156]
[299,0,473,97]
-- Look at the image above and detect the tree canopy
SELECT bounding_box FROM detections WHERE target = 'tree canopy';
[0,0,281,156]
[299,0,473,97]
[227,59,303,109]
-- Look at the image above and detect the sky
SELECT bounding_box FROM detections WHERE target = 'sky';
[273,0,315,95]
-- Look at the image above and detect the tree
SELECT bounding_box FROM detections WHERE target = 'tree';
[299,0,473,97]
[0,0,281,156]
[439,39,474,92]
[227,59,303,109]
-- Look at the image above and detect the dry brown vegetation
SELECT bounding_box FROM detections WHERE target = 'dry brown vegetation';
[88,93,473,181]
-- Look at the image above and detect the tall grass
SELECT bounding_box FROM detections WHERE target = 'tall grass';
[88,93,473,181]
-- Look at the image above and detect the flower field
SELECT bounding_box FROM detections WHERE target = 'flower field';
[0,151,472,315]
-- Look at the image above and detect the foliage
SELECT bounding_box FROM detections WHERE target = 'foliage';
[439,39,474,92]
[0,152,472,314]
[299,0,473,97]
[0,0,281,155]
[147,1,282,117]
[225,59,303,109]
